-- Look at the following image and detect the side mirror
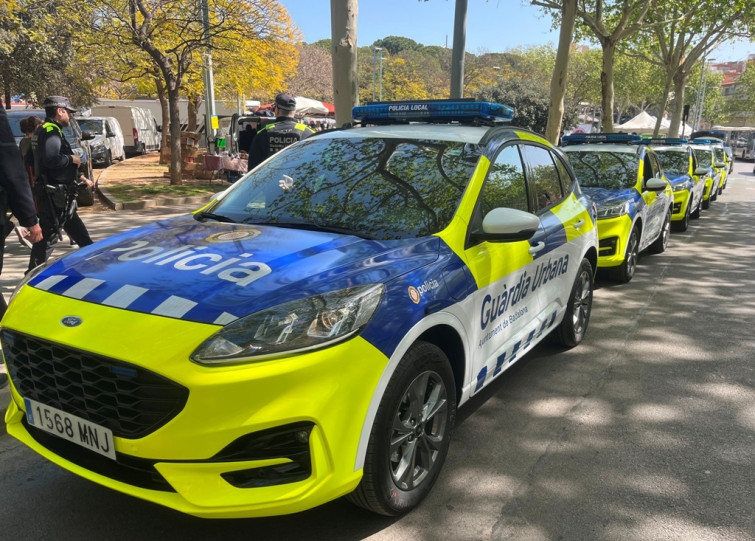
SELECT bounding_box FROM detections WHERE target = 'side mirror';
[715,161,726,168]
[646,178,668,191]
[471,208,541,243]
[693,167,709,176]
[81,130,95,141]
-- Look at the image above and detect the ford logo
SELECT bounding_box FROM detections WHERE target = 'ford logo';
[61,316,83,328]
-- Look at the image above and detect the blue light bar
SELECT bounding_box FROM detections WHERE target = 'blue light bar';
[351,100,514,124]
[646,138,688,145]
[690,138,716,145]
[561,133,643,145]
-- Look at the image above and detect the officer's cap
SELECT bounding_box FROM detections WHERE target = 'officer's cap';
[274,93,296,112]
[43,96,78,113]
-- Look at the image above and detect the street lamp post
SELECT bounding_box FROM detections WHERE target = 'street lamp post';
[693,57,715,132]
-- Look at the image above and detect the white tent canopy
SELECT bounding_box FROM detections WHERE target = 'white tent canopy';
[293,96,329,116]
[615,110,692,136]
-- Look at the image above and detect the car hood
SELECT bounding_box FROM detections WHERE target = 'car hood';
[581,186,637,207]
[28,216,441,326]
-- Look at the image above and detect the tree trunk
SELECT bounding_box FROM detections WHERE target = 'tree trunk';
[545,0,577,145]
[330,0,358,127]
[168,85,183,185]
[600,42,617,133]
[155,76,170,165]
[652,71,673,138]
[188,95,199,133]
[668,72,688,138]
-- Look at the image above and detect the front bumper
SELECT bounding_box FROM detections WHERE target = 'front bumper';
[671,190,691,222]
[3,287,386,518]
[595,214,633,268]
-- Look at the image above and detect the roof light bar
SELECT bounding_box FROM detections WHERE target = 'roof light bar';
[351,100,514,124]
[646,138,688,145]
[691,138,723,146]
[561,133,643,146]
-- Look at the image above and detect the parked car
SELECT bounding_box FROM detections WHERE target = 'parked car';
[689,141,724,206]
[646,139,707,232]
[5,108,96,206]
[76,116,125,167]
[89,105,160,156]
[3,100,598,518]
[562,133,673,283]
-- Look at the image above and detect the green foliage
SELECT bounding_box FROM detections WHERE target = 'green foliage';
[0,1,94,105]
[725,63,755,124]
[372,36,423,56]
[474,79,578,135]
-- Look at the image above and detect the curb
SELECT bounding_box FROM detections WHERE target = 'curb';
[96,184,211,210]
[95,155,215,211]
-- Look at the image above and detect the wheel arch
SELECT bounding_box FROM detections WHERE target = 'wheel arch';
[353,313,470,473]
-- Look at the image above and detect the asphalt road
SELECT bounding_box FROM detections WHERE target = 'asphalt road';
[1,161,754,540]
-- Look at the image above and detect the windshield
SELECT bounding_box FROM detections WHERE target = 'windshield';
[566,150,637,189]
[692,149,713,167]
[714,147,725,161]
[77,119,105,135]
[656,150,689,176]
[212,136,482,240]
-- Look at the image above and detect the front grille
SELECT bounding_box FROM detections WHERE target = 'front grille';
[2,330,188,439]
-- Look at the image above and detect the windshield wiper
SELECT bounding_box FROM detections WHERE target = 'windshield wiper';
[243,220,375,240]
[194,211,236,223]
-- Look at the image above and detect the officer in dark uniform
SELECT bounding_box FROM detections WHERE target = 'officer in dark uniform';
[27,96,94,272]
[247,93,316,170]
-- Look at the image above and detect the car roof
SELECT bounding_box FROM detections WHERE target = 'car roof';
[316,123,492,144]
[652,145,689,152]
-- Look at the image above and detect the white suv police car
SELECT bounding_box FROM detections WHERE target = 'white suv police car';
[3,100,598,518]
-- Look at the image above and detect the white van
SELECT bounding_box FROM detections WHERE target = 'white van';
[76,116,126,167]
[90,105,160,156]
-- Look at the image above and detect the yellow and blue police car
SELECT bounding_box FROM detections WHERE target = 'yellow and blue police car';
[561,133,673,283]
[646,139,707,232]
[2,100,597,518]
[688,142,722,209]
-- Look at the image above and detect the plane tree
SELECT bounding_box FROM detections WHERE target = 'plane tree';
[623,0,755,137]
[71,0,298,184]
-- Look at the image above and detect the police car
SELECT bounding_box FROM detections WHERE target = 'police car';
[646,139,707,232]
[688,141,722,209]
[2,100,597,518]
[561,133,673,283]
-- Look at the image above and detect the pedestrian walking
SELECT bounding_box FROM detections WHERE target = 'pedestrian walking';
[0,107,42,323]
[27,96,94,272]
[247,93,316,170]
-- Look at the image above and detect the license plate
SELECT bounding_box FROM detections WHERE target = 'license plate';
[24,398,116,460]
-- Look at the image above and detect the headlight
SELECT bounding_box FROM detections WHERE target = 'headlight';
[597,200,630,219]
[672,182,689,192]
[191,283,385,365]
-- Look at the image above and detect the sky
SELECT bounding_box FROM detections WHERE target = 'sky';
[279,0,754,63]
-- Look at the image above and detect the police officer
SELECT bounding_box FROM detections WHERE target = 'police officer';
[27,96,94,272]
[247,93,315,170]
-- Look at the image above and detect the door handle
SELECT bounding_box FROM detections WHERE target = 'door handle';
[528,242,545,254]
[574,219,585,229]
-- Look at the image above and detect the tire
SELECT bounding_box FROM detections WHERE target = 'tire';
[551,258,593,348]
[648,208,671,254]
[672,200,690,232]
[610,226,640,283]
[104,150,112,168]
[347,341,456,516]
[690,197,701,219]
[702,194,710,210]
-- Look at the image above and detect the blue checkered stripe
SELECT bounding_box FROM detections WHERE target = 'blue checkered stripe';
[33,274,237,326]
